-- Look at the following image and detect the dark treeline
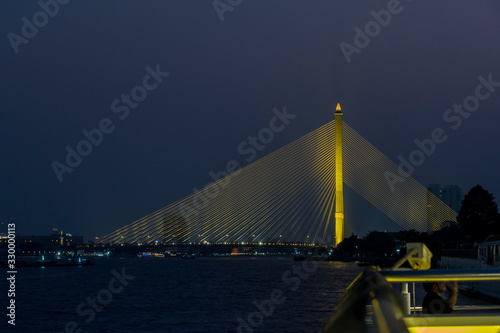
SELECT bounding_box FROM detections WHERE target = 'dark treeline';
[335,185,500,266]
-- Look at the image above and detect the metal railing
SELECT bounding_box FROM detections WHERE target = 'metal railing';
[380,268,500,282]
[412,305,500,311]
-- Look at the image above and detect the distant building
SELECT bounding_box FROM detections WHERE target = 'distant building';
[442,185,463,213]
[426,184,462,232]
[427,184,442,199]
[0,233,83,248]
[426,184,442,232]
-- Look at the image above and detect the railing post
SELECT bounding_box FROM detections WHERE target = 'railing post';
[401,282,411,316]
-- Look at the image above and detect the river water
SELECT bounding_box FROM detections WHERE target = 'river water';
[4,256,497,332]
[2,257,364,332]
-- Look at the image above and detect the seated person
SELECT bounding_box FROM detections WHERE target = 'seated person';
[422,281,458,314]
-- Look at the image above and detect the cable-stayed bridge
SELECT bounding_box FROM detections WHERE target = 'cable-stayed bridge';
[101,117,457,246]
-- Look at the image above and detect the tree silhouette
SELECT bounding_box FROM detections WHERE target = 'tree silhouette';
[432,221,464,248]
[457,185,500,243]
[362,231,396,258]
[335,233,363,258]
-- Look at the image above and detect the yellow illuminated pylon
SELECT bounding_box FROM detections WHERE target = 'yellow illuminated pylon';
[334,102,344,246]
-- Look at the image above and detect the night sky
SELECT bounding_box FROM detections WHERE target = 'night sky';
[1,0,499,241]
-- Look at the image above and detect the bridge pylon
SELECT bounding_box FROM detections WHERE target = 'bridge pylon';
[334,102,344,247]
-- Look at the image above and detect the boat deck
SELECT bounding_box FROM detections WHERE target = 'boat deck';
[405,314,500,333]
